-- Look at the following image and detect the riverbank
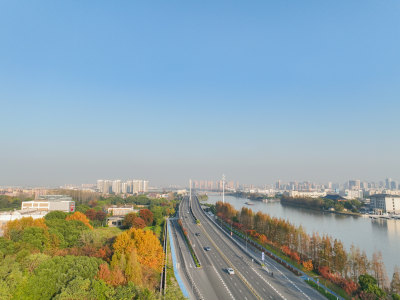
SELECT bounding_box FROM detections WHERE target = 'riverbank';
[206,194,399,278]
[280,201,361,217]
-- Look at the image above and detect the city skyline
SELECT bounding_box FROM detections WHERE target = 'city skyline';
[1,1,399,186]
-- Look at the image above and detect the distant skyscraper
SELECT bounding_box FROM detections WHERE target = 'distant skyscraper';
[391,180,398,191]
[386,178,392,189]
[275,180,281,190]
[97,180,104,192]
[349,180,360,190]
[112,180,122,194]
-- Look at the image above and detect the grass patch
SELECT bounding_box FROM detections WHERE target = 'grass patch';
[305,279,339,300]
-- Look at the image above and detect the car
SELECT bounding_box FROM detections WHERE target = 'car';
[204,247,211,251]
[195,233,200,236]
[227,268,235,275]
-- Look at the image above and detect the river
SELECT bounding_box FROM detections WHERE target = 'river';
[205,193,400,277]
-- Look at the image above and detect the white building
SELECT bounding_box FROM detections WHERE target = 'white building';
[287,191,327,198]
[107,205,137,216]
[342,189,363,200]
[22,195,75,213]
[370,194,400,214]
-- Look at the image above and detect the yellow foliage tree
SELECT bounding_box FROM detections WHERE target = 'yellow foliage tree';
[66,211,93,229]
[3,217,47,239]
[113,228,164,272]
[303,259,314,272]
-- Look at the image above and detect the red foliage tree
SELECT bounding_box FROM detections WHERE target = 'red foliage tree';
[343,279,358,295]
[132,217,146,229]
[139,209,154,226]
[85,209,97,221]
[95,210,107,222]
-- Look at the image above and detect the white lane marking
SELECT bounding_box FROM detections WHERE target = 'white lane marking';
[212,264,235,300]
[269,265,312,300]
[250,266,287,300]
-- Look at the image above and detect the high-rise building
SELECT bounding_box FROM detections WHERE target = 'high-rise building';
[349,180,361,190]
[386,178,392,190]
[275,180,281,190]
[112,180,122,194]
[391,180,398,191]
[97,180,104,193]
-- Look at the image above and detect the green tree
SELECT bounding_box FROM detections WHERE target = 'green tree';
[391,266,400,295]
[16,255,103,300]
[44,211,67,220]
[46,219,89,248]
[0,256,25,299]
[359,274,386,298]
[19,227,50,251]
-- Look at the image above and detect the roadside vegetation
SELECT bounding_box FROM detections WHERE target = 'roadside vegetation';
[177,219,200,268]
[215,201,400,300]
[0,192,182,299]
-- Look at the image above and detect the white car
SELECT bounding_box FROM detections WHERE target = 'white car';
[227,268,235,275]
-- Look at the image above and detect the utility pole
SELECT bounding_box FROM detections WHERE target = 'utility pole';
[222,174,225,203]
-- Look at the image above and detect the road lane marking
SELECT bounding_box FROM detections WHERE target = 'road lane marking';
[198,223,261,300]
[212,264,235,300]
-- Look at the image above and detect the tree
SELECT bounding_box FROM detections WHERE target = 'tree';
[3,217,47,239]
[359,274,386,298]
[95,211,107,222]
[15,255,103,299]
[371,251,388,288]
[332,239,347,276]
[139,209,154,226]
[85,209,97,221]
[391,266,400,294]
[132,217,146,229]
[113,228,164,272]
[123,213,137,228]
[44,211,67,220]
[303,260,313,271]
[46,219,90,248]
[20,227,50,251]
[97,263,126,287]
[66,212,93,229]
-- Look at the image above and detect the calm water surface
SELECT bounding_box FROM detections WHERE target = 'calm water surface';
[206,193,400,276]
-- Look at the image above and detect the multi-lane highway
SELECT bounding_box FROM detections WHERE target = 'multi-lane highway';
[178,194,256,299]
[172,194,327,300]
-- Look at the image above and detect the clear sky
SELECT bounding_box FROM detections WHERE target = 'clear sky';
[0,1,399,187]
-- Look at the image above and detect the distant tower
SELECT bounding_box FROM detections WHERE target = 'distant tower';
[222,174,225,203]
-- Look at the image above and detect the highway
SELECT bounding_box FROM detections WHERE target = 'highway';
[175,194,327,300]
[178,194,256,300]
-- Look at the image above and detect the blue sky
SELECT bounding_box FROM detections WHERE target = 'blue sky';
[0,1,399,186]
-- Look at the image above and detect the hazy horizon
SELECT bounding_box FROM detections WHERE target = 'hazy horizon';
[1,1,399,187]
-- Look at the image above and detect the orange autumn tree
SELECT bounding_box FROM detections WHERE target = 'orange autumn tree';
[303,260,314,271]
[113,227,164,272]
[66,211,93,229]
[3,217,48,239]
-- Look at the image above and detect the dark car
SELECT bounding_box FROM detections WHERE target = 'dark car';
[195,233,200,236]
[204,246,211,251]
